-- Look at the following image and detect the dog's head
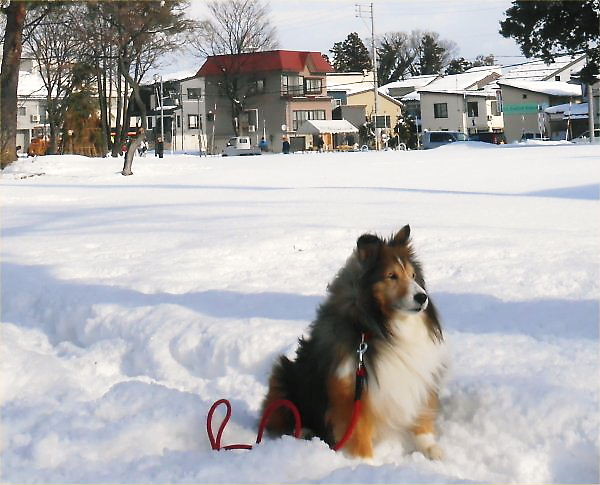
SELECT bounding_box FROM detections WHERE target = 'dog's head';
[356,225,430,324]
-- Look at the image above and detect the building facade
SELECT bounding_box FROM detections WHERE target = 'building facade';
[198,50,334,153]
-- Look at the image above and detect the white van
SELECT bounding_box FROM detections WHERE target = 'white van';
[421,130,468,149]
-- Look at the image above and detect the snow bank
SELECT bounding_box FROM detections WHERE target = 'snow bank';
[2,144,599,483]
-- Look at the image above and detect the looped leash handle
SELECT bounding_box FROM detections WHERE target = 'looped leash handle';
[207,398,302,451]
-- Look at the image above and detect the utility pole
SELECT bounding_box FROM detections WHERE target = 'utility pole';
[587,55,596,143]
[356,3,379,150]
[153,74,164,148]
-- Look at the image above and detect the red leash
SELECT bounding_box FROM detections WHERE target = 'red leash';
[207,398,302,450]
[206,333,369,452]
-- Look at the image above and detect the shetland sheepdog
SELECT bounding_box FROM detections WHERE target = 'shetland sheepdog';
[261,225,446,459]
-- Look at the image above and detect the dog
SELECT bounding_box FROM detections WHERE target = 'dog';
[261,225,446,459]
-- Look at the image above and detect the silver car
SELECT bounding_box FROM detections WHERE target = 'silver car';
[571,129,600,144]
[421,130,468,149]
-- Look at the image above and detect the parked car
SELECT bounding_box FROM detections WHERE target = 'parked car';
[520,133,550,142]
[421,130,468,149]
[469,132,506,144]
[222,137,261,156]
[571,129,600,144]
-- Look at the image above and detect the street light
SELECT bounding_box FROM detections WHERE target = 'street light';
[153,74,164,148]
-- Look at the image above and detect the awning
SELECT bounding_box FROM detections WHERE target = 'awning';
[296,119,359,134]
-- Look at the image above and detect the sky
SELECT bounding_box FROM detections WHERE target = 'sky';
[165,0,525,76]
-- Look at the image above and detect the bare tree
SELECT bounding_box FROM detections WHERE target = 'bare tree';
[23,5,88,155]
[78,1,193,160]
[1,1,54,167]
[190,0,278,135]
[376,30,457,85]
[191,0,278,57]
[1,1,27,167]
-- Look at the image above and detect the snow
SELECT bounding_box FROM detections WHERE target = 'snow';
[2,144,599,483]
[498,80,582,98]
[17,70,46,98]
[502,55,584,82]
[419,68,500,92]
[545,102,589,120]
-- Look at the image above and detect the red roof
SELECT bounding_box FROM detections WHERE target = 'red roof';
[197,50,334,77]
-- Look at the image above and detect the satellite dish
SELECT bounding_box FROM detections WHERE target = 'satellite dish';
[281,124,287,131]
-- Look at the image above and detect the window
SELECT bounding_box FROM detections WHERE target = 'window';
[467,101,479,117]
[187,88,202,100]
[522,94,528,99]
[248,79,265,95]
[292,109,325,130]
[282,74,304,96]
[434,103,448,119]
[176,115,181,129]
[18,106,26,116]
[188,114,199,129]
[371,115,391,128]
[490,101,500,117]
[304,78,323,95]
[147,117,154,129]
[555,75,561,81]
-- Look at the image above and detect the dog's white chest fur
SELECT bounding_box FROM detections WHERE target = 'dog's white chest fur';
[336,313,446,432]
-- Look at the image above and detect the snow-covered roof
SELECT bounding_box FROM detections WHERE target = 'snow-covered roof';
[418,89,491,97]
[18,70,46,98]
[346,88,403,106]
[419,68,501,92]
[401,90,420,101]
[502,54,585,81]
[545,102,589,119]
[498,79,582,97]
[378,75,438,95]
[326,72,376,94]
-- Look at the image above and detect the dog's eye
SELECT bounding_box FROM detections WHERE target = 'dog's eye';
[386,272,398,280]
[412,272,416,279]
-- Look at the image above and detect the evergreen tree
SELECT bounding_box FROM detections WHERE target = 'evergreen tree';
[377,31,418,85]
[500,0,599,84]
[417,33,448,75]
[330,32,372,72]
[445,57,472,75]
[445,54,495,75]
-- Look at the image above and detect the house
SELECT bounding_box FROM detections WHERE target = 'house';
[497,79,582,142]
[143,72,207,153]
[345,88,404,131]
[326,71,376,109]
[502,54,586,82]
[418,68,503,135]
[197,50,334,153]
[378,75,439,127]
[16,58,48,153]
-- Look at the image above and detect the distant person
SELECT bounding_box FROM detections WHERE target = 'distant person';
[259,137,268,152]
[138,139,148,157]
[282,138,290,154]
[317,135,324,152]
[156,137,164,158]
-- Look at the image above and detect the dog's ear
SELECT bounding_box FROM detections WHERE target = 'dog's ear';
[390,224,411,246]
[356,234,382,264]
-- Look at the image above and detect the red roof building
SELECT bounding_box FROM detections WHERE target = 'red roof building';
[197,50,334,77]
[199,50,336,153]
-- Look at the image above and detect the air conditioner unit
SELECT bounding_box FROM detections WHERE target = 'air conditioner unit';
[30,114,40,123]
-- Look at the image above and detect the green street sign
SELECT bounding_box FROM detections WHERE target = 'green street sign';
[503,103,548,115]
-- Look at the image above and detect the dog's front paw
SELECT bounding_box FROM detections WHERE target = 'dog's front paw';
[422,443,444,461]
[414,433,444,461]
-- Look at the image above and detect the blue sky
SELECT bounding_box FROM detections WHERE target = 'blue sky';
[163,0,524,75]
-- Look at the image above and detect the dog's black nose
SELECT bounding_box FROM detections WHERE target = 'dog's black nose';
[414,293,428,305]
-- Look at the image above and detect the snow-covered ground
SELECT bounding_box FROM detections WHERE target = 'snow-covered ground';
[1,143,599,483]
